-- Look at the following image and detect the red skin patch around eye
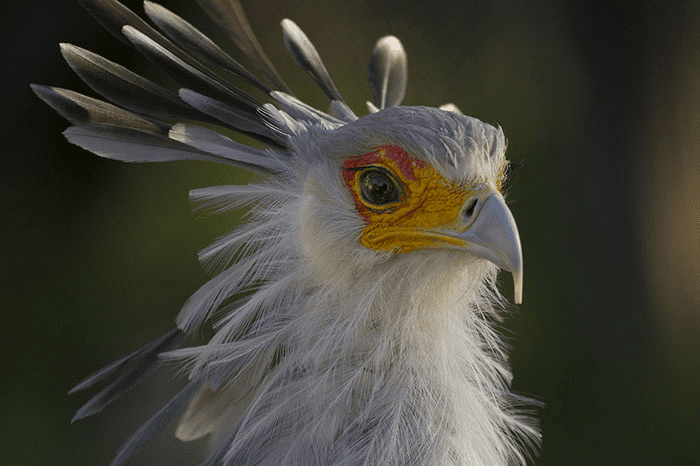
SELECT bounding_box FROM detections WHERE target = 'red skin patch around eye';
[342,145,425,187]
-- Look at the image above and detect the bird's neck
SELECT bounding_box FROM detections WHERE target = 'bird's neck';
[276,254,528,465]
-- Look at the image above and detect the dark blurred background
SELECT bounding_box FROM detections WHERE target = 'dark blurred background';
[2,0,700,464]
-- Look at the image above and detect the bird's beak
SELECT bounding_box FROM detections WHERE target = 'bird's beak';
[446,192,523,304]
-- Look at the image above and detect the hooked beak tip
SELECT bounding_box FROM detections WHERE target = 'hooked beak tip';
[456,192,524,304]
[513,267,523,304]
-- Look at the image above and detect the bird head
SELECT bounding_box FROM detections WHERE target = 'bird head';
[276,105,522,304]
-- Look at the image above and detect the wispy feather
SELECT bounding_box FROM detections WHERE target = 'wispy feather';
[34,1,539,465]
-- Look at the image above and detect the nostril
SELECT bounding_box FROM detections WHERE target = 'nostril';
[464,198,478,218]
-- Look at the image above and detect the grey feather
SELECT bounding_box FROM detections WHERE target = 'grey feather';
[31,85,281,170]
[368,36,408,109]
[109,381,200,466]
[189,185,289,215]
[143,1,271,93]
[280,19,345,104]
[69,328,184,395]
[195,0,290,93]
[257,104,306,141]
[59,43,211,122]
[175,260,256,334]
[80,0,260,112]
[70,328,186,421]
[33,86,257,167]
[213,367,308,465]
[121,25,259,112]
[178,88,283,144]
[31,84,168,135]
[328,99,359,122]
[167,313,289,389]
[65,125,260,168]
[270,91,343,126]
[169,123,285,174]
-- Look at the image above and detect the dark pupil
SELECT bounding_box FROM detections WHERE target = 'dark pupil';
[360,169,398,205]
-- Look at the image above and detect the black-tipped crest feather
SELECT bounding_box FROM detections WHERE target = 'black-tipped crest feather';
[59,43,211,122]
[281,19,345,104]
[31,84,167,134]
[368,36,408,109]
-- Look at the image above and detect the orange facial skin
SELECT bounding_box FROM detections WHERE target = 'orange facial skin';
[342,145,476,253]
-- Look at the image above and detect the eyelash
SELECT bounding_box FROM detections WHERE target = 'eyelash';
[501,158,525,193]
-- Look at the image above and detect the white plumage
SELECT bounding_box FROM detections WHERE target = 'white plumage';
[33,1,540,465]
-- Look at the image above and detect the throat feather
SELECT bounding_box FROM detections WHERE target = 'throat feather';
[263,257,518,464]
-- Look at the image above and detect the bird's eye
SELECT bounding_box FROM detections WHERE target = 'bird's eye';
[358,167,403,207]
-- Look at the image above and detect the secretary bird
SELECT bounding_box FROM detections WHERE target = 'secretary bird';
[32,0,540,464]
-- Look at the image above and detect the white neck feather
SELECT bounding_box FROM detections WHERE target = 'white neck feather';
[226,252,536,465]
